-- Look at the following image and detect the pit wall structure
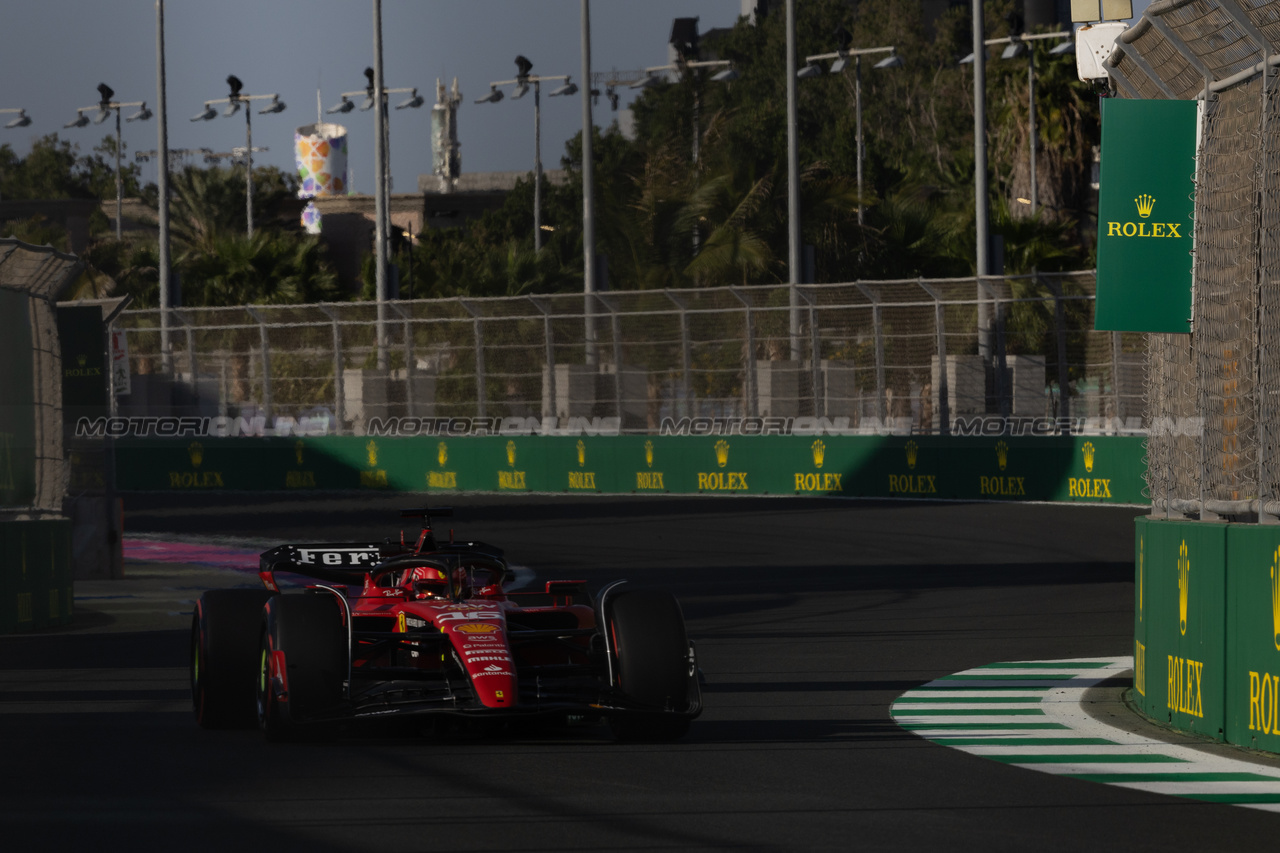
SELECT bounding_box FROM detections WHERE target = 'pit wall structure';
[111,434,1144,503]
[0,518,73,634]
[1133,518,1280,752]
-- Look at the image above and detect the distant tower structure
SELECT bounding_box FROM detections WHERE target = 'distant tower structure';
[432,77,462,193]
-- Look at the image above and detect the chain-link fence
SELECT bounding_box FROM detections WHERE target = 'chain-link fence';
[1108,1,1280,518]
[108,272,1143,437]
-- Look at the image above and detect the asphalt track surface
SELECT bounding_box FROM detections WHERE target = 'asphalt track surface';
[3,494,1277,852]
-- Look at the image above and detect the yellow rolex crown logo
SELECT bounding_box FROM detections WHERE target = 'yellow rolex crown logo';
[811,439,826,469]
[437,441,448,467]
[1271,546,1280,651]
[905,439,918,470]
[1139,537,1144,622]
[188,441,203,468]
[644,440,654,468]
[576,439,586,467]
[714,439,730,468]
[996,440,1009,472]
[1082,441,1096,473]
[366,440,378,468]
[77,354,87,367]
[1178,540,1190,636]
[294,440,304,466]
[1135,193,1155,218]
[506,440,517,467]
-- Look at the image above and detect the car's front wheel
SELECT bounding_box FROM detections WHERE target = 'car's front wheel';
[606,588,693,741]
[256,593,347,742]
[191,589,276,729]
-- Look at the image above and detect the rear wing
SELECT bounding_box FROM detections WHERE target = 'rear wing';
[258,539,508,591]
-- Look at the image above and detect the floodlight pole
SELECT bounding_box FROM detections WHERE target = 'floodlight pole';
[582,0,598,368]
[373,0,389,369]
[480,73,573,252]
[156,0,171,372]
[67,97,150,241]
[972,0,990,362]
[786,0,800,360]
[195,90,284,238]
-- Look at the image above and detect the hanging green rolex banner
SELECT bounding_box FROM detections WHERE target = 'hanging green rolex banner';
[1095,98,1197,334]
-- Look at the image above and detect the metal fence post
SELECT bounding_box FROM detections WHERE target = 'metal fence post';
[462,300,486,419]
[856,284,886,423]
[245,306,272,423]
[920,280,949,435]
[730,288,757,417]
[667,291,693,418]
[391,302,414,417]
[797,287,822,417]
[598,294,623,421]
[532,297,556,425]
[1111,330,1123,432]
[320,305,344,434]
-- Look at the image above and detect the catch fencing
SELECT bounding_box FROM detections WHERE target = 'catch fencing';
[1107,1,1280,519]
[110,272,1143,437]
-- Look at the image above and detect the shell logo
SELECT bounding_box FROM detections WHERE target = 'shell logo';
[454,623,499,634]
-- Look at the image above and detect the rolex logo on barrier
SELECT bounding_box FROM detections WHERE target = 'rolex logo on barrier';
[1135,193,1155,218]
[699,440,746,491]
[980,440,1024,497]
[996,440,1009,472]
[428,441,456,490]
[568,439,596,490]
[905,439,918,470]
[636,440,664,490]
[1139,536,1144,623]
[715,440,730,468]
[1178,539,1190,636]
[1272,546,1280,651]
[295,440,305,466]
[499,440,526,490]
[170,440,224,488]
[361,439,387,487]
[811,439,825,469]
[287,440,315,488]
[1082,441,1095,473]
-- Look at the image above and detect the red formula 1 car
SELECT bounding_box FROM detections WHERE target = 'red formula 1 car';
[190,507,701,741]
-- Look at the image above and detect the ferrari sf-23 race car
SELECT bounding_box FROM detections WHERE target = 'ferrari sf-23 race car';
[190,507,701,741]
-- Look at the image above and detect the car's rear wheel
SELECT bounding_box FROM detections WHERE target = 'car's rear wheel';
[606,589,692,741]
[256,593,347,742]
[191,589,276,729]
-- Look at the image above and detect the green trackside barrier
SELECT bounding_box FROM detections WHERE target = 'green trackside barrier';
[1224,525,1280,751]
[111,434,1147,502]
[0,519,72,635]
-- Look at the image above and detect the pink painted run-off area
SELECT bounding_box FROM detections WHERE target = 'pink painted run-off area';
[123,539,261,573]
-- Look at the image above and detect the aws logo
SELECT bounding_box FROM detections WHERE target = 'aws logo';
[1104,194,1184,239]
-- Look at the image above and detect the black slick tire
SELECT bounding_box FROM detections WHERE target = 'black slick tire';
[607,589,692,741]
[191,589,276,729]
[256,593,347,742]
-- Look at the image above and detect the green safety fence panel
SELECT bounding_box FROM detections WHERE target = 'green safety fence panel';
[1135,517,1227,741]
[0,519,72,634]
[113,435,1147,504]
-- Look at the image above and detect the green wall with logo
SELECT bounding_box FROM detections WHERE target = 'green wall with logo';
[1134,517,1280,754]
[111,434,1146,504]
[0,519,72,634]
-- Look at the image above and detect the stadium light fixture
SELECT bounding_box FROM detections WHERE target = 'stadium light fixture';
[67,83,153,239]
[2,108,32,129]
[195,76,286,236]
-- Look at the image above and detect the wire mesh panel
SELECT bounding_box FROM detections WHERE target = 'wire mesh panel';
[111,273,1119,436]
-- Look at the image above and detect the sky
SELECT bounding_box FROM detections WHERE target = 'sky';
[1,0,1152,198]
[0,1,745,196]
